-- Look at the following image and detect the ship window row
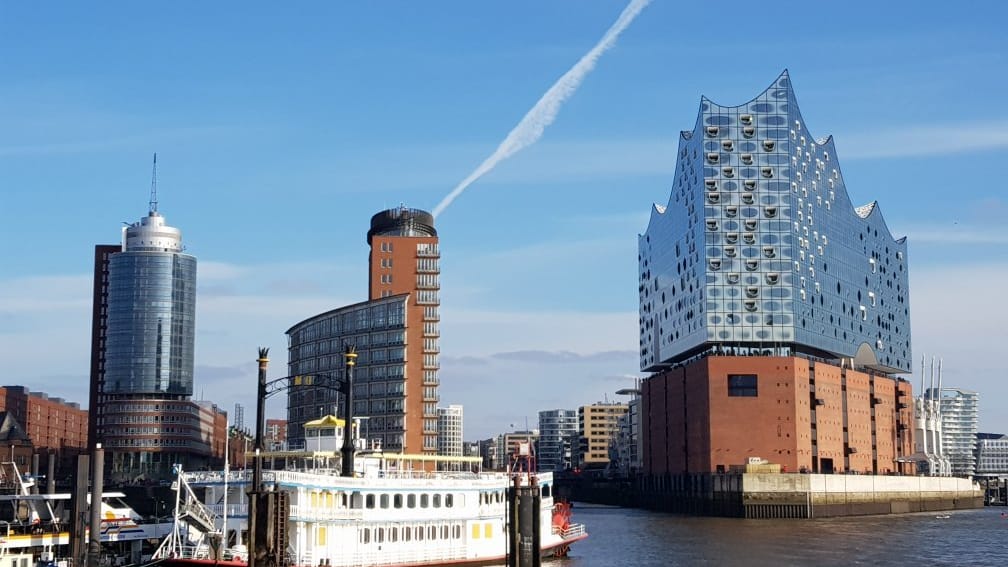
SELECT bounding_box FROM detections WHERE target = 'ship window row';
[318,490,462,510]
[359,522,462,545]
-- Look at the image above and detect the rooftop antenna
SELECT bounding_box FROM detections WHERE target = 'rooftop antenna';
[149,152,159,214]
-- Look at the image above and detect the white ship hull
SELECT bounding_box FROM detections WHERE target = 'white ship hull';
[155,466,585,567]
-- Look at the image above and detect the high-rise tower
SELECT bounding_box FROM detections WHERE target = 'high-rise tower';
[89,160,204,482]
[286,207,440,454]
[367,207,441,453]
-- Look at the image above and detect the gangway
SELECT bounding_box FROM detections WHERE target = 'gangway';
[152,465,223,561]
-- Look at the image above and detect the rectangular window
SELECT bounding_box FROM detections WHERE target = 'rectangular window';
[727,374,758,397]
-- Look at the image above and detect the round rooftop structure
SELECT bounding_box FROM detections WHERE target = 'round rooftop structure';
[367,206,437,244]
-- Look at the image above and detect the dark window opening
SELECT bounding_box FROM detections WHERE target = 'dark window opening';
[728,374,758,397]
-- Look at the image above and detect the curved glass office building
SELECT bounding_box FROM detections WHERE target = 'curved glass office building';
[105,211,197,395]
[639,71,911,374]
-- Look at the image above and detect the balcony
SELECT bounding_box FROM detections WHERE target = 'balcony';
[416,246,440,258]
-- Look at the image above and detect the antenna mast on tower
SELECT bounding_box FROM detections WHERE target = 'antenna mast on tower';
[149,152,159,213]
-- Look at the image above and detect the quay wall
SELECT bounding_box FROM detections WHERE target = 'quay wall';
[557,473,983,519]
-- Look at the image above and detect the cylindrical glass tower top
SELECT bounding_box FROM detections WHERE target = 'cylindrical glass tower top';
[105,211,196,396]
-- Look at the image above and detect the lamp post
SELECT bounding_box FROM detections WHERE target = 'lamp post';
[340,346,357,478]
[247,345,357,567]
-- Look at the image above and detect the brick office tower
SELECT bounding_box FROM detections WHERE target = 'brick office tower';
[287,207,440,455]
[638,71,915,477]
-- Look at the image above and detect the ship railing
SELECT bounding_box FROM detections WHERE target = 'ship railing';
[287,505,364,521]
[205,504,248,518]
[161,543,213,560]
[557,523,586,540]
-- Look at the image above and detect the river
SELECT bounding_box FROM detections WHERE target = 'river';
[548,505,1008,566]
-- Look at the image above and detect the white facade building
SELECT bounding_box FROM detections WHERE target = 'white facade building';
[926,388,979,477]
[975,433,1008,479]
[537,409,578,472]
[437,405,464,460]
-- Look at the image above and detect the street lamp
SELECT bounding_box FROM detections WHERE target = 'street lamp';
[247,344,357,567]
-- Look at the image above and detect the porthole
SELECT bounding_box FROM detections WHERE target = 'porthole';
[763,140,776,151]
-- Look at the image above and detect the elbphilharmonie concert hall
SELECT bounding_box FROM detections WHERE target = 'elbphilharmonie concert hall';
[639,70,910,374]
[639,72,916,477]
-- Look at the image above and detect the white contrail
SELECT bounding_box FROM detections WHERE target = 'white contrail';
[432,0,651,218]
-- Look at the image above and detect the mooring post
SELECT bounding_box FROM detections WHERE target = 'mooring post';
[506,443,541,567]
[249,348,269,567]
[86,444,103,567]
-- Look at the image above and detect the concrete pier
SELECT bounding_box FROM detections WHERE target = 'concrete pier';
[559,473,983,519]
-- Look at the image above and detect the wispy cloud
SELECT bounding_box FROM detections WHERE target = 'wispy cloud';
[490,349,636,364]
[836,119,1008,160]
[0,275,91,314]
[444,349,636,366]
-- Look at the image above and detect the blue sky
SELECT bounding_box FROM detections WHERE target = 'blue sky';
[2,1,1006,439]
